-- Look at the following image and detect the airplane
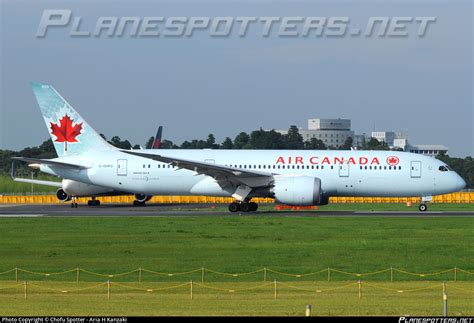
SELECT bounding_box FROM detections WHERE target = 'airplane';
[11,82,466,212]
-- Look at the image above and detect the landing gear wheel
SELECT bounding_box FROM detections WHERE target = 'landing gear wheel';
[239,202,258,212]
[87,199,101,206]
[419,203,428,212]
[228,202,240,213]
[249,202,258,212]
[240,203,251,212]
[71,197,78,208]
[133,200,146,207]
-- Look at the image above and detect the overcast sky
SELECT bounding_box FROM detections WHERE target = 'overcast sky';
[0,0,472,157]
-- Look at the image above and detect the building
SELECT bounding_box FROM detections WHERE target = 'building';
[371,131,396,146]
[279,118,354,148]
[275,118,448,155]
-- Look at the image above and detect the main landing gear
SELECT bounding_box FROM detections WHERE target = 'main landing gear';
[228,202,258,213]
[133,200,146,207]
[87,197,101,206]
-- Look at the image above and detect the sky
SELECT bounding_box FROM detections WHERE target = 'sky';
[0,0,472,157]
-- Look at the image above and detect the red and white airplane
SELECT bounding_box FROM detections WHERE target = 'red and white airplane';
[12,83,466,212]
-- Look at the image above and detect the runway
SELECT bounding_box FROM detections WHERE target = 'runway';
[0,204,473,217]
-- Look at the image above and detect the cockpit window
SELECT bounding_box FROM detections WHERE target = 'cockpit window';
[439,166,449,172]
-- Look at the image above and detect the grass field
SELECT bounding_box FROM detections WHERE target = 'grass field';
[0,216,472,315]
[0,175,58,194]
[0,281,472,316]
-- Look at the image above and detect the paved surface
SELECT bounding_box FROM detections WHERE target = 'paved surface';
[0,204,473,217]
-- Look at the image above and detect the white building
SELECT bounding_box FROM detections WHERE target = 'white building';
[278,118,354,148]
[371,131,396,146]
[275,119,448,155]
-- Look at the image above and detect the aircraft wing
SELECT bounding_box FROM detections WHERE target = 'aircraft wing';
[12,157,91,169]
[121,150,273,188]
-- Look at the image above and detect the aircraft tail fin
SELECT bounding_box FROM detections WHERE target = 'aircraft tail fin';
[30,82,115,157]
[152,126,163,149]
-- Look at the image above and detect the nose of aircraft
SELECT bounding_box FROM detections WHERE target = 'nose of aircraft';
[454,173,466,191]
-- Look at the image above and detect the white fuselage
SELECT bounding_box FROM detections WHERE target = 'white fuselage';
[40,149,466,199]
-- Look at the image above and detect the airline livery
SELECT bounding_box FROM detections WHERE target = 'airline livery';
[12,83,466,212]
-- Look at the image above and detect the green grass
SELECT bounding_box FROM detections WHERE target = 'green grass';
[0,175,58,194]
[0,216,472,315]
[0,216,473,280]
[0,281,472,316]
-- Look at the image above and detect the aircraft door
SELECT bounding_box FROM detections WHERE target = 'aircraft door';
[410,161,422,178]
[117,159,128,176]
[339,163,349,177]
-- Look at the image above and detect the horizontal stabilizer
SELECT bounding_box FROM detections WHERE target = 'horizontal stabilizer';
[12,157,90,169]
[12,177,62,187]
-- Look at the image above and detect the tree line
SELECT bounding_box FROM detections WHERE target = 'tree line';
[1,126,472,188]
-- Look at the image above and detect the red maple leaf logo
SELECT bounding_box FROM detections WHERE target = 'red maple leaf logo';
[387,156,400,166]
[50,114,83,151]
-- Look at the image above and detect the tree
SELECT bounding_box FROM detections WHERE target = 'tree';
[145,136,155,149]
[304,138,326,150]
[221,137,233,149]
[160,140,177,149]
[234,132,250,149]
[364,137,389,150]
[109,136,132,149]
[286,125,304,149]
[249,129,286,149]
[206,134,218,149]
[340,136,353,150]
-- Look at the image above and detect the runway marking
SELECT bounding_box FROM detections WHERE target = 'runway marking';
[354,211,444,214]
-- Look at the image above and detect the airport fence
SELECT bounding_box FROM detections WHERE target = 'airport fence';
[1,268,472,316]
[0,279,472,316]
[0,192,474,204]
[0,267,473,283]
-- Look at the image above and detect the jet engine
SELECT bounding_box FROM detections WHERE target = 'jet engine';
[134,194,153,203]
[56,188,71,202]
[55,179,114,202]
[272,175,323,206]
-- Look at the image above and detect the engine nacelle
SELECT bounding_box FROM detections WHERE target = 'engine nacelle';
[56,188,71,202]
[134,194,153,203]
[272,175,322,206]
[62,179,114,197]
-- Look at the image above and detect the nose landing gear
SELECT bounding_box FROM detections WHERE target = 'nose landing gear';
[70,197,78,208]
[419,203,428,212]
